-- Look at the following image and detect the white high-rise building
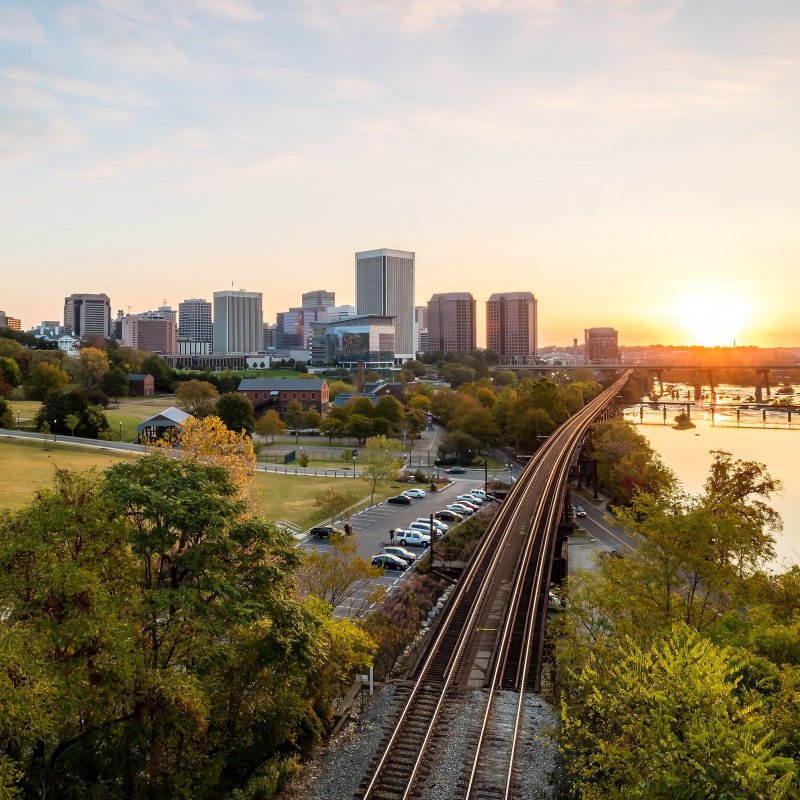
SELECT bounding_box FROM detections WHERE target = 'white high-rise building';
[355,248,415,361]
[212,291,263,354]
[179,298,213,343]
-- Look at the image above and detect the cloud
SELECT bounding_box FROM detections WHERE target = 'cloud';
[0,6,47,46]
[0,111,81,164]
[74,147,171,179]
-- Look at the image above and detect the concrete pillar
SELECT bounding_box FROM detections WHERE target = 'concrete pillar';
[755,385,763,402]
[762,370,771,398]
[694,384,702,400]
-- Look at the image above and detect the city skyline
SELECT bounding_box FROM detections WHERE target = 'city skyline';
[3,2,799,348]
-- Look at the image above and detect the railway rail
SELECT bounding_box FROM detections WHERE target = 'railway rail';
[355,373,630,800]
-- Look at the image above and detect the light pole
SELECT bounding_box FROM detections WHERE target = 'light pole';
[119,422,122,442]
[484,458,488,493]
[16,411,20,430]
[52,419,57,442]
[352,455,356,477]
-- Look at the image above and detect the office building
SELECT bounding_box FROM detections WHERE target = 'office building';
[486,292,538,361]
[310,315,395,368]
[585,327,619,364]
[276,305,327,352]
[121,315,177,354]
[355,248,414,361]
[263,322,277,351]
[213,290,263,354]
[179,298,213,343]
[1,313,22,331]
[426,292,476,354]
[414,305,427,355]
[63,293,111,338]
[326,304,357,322]
[302,289,335,309]
[29,321,64,339]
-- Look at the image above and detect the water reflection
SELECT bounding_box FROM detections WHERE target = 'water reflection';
[631,408,800,571]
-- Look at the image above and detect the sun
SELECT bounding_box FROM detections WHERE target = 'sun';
[672,293,750,347]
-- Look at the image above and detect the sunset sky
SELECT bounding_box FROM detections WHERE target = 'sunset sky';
[2,1,798,347]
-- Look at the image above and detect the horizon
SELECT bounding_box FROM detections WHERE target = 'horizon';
[2,1,799,348]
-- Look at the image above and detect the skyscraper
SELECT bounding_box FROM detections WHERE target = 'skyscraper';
[585,327,619,364]
[212,291,263,354]
[426,293,476,354]
[486,292,538,361]
[302,289,335,309]
[355,248,414,361]
[179,299,213,343]
[64,293,111,338]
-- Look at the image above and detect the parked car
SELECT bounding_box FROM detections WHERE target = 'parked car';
[469,489,489,500]
[445,466,466,474]
[573,505,587,517]
[414,517,448,532]
[382,545,417,565]
[434,509,463,522]
[447,503,474,516]
[387,494,413,505]
[600,549,625,559]
[458,494,482,505]
[309,526,343,539]
[402,488,427,499]
[394,529,431,547]
[371,553,408,571]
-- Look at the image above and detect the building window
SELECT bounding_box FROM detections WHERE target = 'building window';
[292,393,296,399]
[254,392,259,400]
[302,393,306,400]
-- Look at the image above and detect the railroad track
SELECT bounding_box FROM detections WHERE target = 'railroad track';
[355,374,630,800]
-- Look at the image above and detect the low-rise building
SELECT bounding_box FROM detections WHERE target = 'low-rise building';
[128,374,155,396]
[310,314,395,369]
[237,378,329,417]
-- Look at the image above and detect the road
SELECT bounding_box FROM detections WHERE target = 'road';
[568,491,638,573]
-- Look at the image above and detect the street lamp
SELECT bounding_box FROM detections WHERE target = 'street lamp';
[119,422,122,442]
[52,419,57,442]
[16,411,20,430]
[352,455,356,477]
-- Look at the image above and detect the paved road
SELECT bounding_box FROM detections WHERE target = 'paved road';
[568,491,638,573]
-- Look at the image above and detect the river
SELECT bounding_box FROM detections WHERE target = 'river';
[624,385,800,570]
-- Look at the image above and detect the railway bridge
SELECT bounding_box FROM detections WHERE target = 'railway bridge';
[354,372,630,800]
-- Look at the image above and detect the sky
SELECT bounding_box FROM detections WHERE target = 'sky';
[2,0,799,348]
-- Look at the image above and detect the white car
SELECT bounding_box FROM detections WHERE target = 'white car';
[402,488,427,499]
[468,489,491,501]
[448,503,475,516]
[414,517,448,532]
[394,529,431,547]
[458,494,483,505]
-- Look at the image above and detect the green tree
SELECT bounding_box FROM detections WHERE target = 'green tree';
[101,364,129,401]
[175,378,220,417]
[346,413,374,445]
[320,416,347,444]
[0,355,22,387]
[255,409,287,443]
[65,412,80,436]
[374,395,404,426]
[23,361,69,400]
[314,487,359,524]
[560,625,794,799]
[217,392,256,435]
[0,396,14,429]
[327,379,356,400]
[284,399,304,431]
[361,435,403,505]
[303,408,322,429]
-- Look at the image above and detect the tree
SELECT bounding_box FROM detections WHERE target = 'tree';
[560,625,794,799]
[168,415,256,494]
[361,435,403,505]
[0,355,22,387]
[255,409,286,443]
[141,354,173,391]
[314,487,359,524]
[217,392,256,436]
[374,395,404,426]
[327,380,356,400]
[438,429,480,463]
[65,412,80,436]
[0,396,13,429]
[320,416,346,444]
[34,390,111,439]
[493,369,517,387]
[23,361,69,400]
[284,399,304,431]
[175,379,220,417]
[101,364,129,401]
[77,347,110,390]
[296,533,384,617]
[346,413,374,444]
[303,407,322,429]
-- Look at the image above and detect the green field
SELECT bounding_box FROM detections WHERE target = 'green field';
[0,437,399,529]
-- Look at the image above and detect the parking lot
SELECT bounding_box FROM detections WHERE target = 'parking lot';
[299,474,488,618]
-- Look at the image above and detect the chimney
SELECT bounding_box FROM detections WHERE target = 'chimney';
[357,361,365,393]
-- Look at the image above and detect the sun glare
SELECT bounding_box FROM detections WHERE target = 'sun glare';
[672,294,750,347]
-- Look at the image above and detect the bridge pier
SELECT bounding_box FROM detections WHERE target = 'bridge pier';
[655,370,664,396]
[694,384,702,401]
[706,370,716,401]
[761,369,771,398]
[755,385,763,402]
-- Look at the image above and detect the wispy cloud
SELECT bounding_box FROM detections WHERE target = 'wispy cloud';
[0,111,81,164]
[0,6,47,45]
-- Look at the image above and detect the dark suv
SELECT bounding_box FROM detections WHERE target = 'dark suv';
[309,526,343,540]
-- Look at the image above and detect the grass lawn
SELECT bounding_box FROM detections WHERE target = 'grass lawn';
[0,437,399,530]
[0,437,137,509]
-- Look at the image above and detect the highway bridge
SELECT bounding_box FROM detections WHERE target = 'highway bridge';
[354,372,630,800]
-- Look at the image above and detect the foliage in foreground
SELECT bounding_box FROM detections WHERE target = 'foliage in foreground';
[556,451,799,797]
[0,454,374,799]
